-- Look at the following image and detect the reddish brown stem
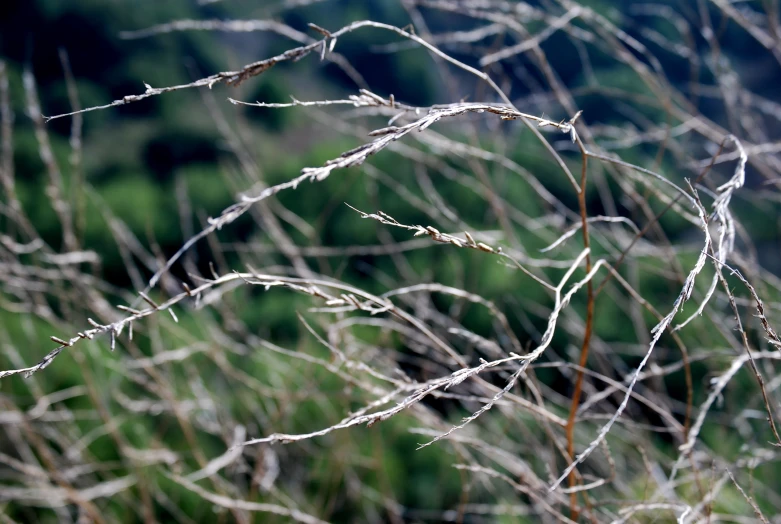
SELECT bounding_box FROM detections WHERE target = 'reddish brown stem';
[566,127,593,521]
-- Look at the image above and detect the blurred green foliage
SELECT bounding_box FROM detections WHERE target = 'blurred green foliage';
[2,0,780,521]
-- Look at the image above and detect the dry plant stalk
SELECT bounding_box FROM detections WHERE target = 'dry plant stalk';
[2,1,781,522]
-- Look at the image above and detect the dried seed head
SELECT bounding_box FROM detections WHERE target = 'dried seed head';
[369,126,400,137]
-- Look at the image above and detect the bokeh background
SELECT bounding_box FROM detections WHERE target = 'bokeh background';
[1,0,781,522]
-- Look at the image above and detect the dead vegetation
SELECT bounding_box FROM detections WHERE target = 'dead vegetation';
[2,0,781,522]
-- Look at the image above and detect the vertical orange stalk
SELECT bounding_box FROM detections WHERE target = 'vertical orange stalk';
[566,130,593,521]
